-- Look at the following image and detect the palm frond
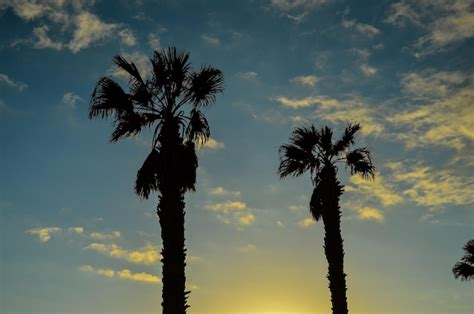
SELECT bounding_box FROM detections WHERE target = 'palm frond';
[319,126,333,154]
[453,240,474,281]
[186,109,210,143]
[89,77,133,119]
[187,66,224,108]
[332,123,361,154]
[345,147,377,179]
[135,149,161,199]
[111,112,153,142]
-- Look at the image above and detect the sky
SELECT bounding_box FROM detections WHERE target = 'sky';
[0,0,473,313]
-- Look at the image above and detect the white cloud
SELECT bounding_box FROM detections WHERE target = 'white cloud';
[270,0,329,12]
[347,175,403,207]
[290,75,319,87]
[89,231,121,241]
[26,227,61,242]
[360,64,377,77]
[84,242,160,265]
[62,92,81,109]
[148,33,161,50]
[118,28,137,47]
[68,227,84,234]
[209,187,241,197]
[32,25,63,50]
[0,73,28,91]
[198,138,224,150]
[68,12,117,53]
[298,218,315,228]
[238,72,258,80]
[342,19,381,37]
[201,34,220,46]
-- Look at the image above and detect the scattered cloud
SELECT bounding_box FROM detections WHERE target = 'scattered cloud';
[148,33,161,50]
[201,34,220,46]
[209,187,241,197]
[270,0,329,12]
[357,207,384,222]
[0,73,28,91]
[89,231,121,241]
[238,72,258,80]
[346,175,403,207]
[342,19,381,37]
[290,75,319,87]
[68,12,117,53]
[386,162,474,208]
[198,138,225,150]
[26,227,61,242]
[400,70,468,100]
[118,28,137,47]
[298,217,316,228]
[32,25,63,50]
[84,242,160,265]
[62,92,81,109]
[206,201,256,226]
[68,227,84,234]
[360,64,377,77]
[79,265,161,284]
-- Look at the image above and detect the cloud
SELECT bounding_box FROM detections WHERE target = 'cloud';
[198,138,225,150]
[68,227,84,234]
[206,201,256,226]
[238,72,258,80]
[347,175,403,207]
[290,75,319,87]
[386,162,474,208]
[270,0,329,12]
[32,25,63,50]
[0,73,28,91]
[201,34,220,46]
[389,71,473,151]
[79,265,161,284]
[148,33,161,50]
[342,19,381,37]
[209,187,241,197]
[84,242,160,265]
[62,92,81,109]
[298,218,316,228]
[111,51,151,79]
[68,12,116,53]
[238,244,257,253]
[357,207,384,222]
[118,28,137,47]
[89,231,121,241]
[385,2,421,27]
[26,227,61,242]
[360,64,377,77]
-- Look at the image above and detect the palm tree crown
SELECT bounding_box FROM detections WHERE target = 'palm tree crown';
[453,239,474,281]
[279,123,376,220]
[89,47,224,198]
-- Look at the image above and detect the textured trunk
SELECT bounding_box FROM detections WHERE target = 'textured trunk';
[320,166,348,314]
[157,118,189,314]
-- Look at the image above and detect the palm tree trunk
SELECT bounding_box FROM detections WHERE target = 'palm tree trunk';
[321,166,348,314]
[157,192,189,314]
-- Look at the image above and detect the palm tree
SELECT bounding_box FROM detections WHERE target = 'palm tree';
[89,47,224,314]
[453,240,474,281]
[278,123,376,314]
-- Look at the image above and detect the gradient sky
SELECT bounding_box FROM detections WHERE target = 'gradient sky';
[1,0,473,313]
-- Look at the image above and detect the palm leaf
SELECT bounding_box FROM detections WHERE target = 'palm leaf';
[332,123,361,154]
[345,147,376,179]
[187,66,224,108]
[186,109,210,143]
[89,77,133,119]
[135,149,161,199]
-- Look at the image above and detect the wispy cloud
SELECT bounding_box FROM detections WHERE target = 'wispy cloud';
[61,92,81,109]
[342,19,381,37]
[238,72,258,80]
[26,227,61,242]
[346,175,403,207]
[357,207,384,222]
[270,0,329,12]
[290,75,319,87]
[298,217,316,228]
[198,138,225,150]
[84,243,160,265]
[0,73,28,91]
[68,227,84,234]
[360,64,377,77]
[238,244,257,253]
[148,33,161,50]
[201,34,220,46]
[79,265,161,284]
[89,231,121,241]
[118,28,137,47]
[209,187,241,197]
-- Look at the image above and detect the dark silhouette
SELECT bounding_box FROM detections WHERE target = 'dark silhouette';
[278,123,376,314]
[453,239,474,281]
[89,47,223,314]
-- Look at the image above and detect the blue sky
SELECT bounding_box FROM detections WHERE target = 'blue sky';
[1,0,473,313]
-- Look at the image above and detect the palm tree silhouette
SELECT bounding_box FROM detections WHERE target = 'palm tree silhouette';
[89,47,223,314]
[453,239,474,281]
[278,123,376,314]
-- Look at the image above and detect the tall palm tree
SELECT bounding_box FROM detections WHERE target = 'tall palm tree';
[89,47,224,314]
[278,123,376,314]
[453,239,474,281]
